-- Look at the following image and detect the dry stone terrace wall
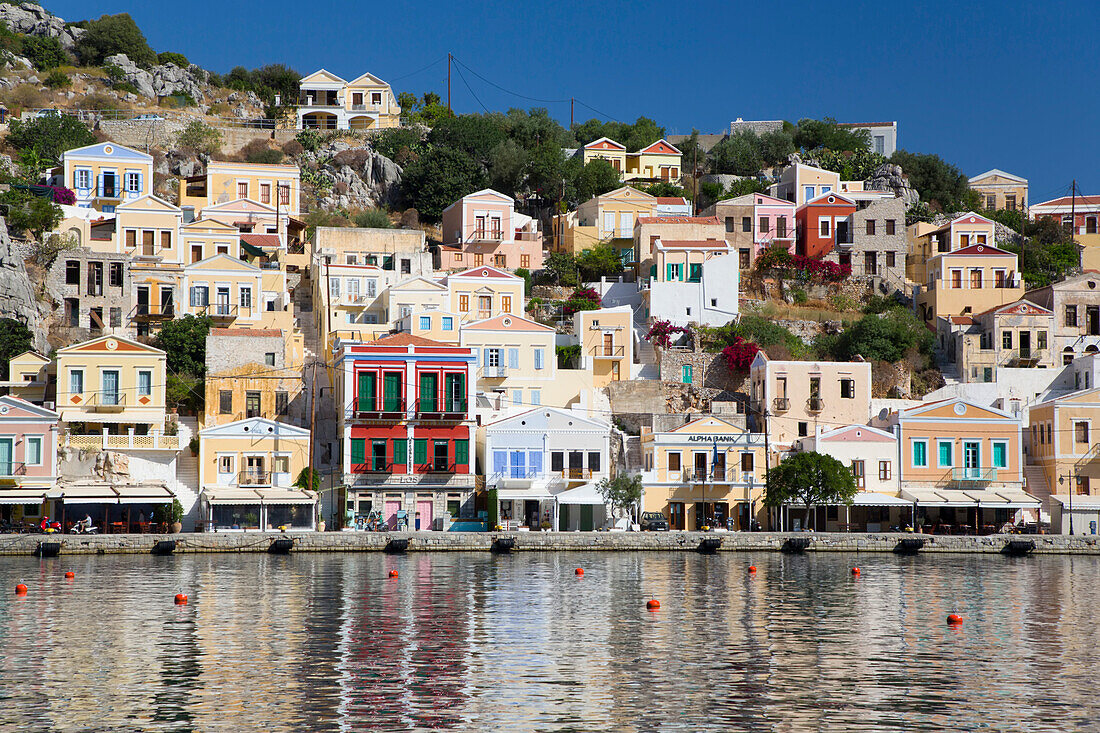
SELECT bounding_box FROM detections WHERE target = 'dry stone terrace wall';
[2,531,1097,555]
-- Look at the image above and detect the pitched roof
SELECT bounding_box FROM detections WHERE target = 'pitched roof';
[60,142,152,162]
[372,332,448,347]
[803,191,857,207]
[637,216,721,225]
[636,139,682,156]
[942,243,1014,257]
[449,265,518,280]
[210,328,283,337]
[970,168,1027,184]
[975,299,1052,318]
[656,239,731,249]
[462,314,554,332]
[583,137,626,151]
[655,197,690,205]
[240,233,281,248]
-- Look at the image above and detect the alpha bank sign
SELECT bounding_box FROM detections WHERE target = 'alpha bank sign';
[685,434,748,444]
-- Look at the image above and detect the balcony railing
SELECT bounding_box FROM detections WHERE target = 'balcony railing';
[951,467,998,484]
[773,397,790,412]
[1002,348,1047,367]
[480,365,508,378]
[133,303,175,320]
[194,303,239,320]
[0,462,26,478]
[414,398,468,419]
[807,397,824,412]
[66,431,179,451]
[353,399,406,419]
[559,468,592,480]
[87,392,127,412]
[590,345,625,357]
[239,470,272,487]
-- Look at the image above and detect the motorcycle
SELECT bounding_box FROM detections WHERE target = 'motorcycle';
[70,523,99,535]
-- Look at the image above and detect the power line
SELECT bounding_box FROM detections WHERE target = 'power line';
[572,98,624,125]
[451,62,489,114]
[388,55,448,83]
[450,56,570,104]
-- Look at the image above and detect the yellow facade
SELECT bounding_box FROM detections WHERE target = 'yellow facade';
[460,314,570,412]
[115,196,185,263]
[1,351,49,404]
[1029,389,1100,505]
[180,254,293,332]
[179,161,301,217]
[969,170,1028,211]
[917,247,1024,325]
[575,307,633,388]
[625,139,683,181]
[641,415,768,530]
[446,267,524,322]
[203,363,306,429]
[55,335,168,430]
[400,309,462,345]
[554,186,659,255]
[906,212,996,284]
[296,69,401,131]
[50,142,153,211]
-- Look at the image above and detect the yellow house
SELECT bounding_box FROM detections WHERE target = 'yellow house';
[48,142,153,212]
[554,185,659,257]
[445,266,524,322]
[640,415,768,530]
[581,137,627,173]
[296,69,401,130]
[749,351,872,450]
[916,244,1024,325]
[204,362,306,429]
[55,335,175,447]
[398,309,462,345]
[0,351,50,404]
[197,417,316,530]
[180,161,301,217]
[1029,388,1100,534]
[625,139,682,182]
[772,162,842,206]
[575,306,633,387]
[180,218,241,264]
[969,169,1028,211]
[180,254,292,332]
[906,212,997,284]
[115,195,185,262]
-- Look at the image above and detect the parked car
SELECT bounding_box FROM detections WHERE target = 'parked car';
[132,113,164,121]
[640,512,669,531]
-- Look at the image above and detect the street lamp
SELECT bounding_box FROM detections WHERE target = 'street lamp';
[1059,473,1075,535]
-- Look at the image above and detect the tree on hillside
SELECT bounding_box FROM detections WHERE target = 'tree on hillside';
[831,308,933,364]
[792,118,870,154]
[488,139,527,195]
[571,116,665,152]
[400,146,488,221]
[764,451,857,531]
[0,189,62,240]
[20,35,68,71]
[427,113,506,166]
[573,159,621,202]
[0,319,32,379]
[759,129,796,167]
[397,92,452,126]
[74,13,156,68]
[6,115,96,163]
[710,131,765,176]
[889,151,970,212]
[577,243,623,280]
[154,315,211,377]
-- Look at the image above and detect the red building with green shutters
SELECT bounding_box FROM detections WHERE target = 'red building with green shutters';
[335,333,476,530]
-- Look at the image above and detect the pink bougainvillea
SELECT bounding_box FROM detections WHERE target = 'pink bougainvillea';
[47,185,76,205]
[721,337,761,372]
[645,319,690,348]
[755,248,851,283]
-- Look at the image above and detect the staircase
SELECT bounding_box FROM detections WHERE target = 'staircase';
[1023,464,1052,523]
[632,306,659,380]
[171,417,201,530]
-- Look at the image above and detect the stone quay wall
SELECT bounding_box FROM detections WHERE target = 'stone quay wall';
[0,531,1097,556]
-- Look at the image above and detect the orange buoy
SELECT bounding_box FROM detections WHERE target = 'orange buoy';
[947,613,963,625]
[574,568,584,576]
[64,571,75,579]
[15,583,27,595]
[852,567,861,576]
[646,599,660,611]
[174,593,188,605]
[748,566,757,574]
[389,569,399,578]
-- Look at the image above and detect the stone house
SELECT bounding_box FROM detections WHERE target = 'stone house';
[47,247,134,337]
[823,196,907,283]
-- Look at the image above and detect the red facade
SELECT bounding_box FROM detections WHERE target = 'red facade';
[796,195,856,258]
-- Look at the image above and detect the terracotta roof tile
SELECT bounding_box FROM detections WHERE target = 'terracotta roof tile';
[371,333,449,347]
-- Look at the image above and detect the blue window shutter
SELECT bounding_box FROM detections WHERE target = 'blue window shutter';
[508,348,519,369]
[529,451,543,475]
[97,174,103,197]
[137,173,143,193]
[493,451,507,474]
[483,348,491,365]
[534,349,543,370]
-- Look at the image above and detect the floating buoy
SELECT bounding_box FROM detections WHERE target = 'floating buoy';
[646,599,660,611]
[575,568,584,576]
[852,567,861,576]
[64,571,75,579]
[15,583,27,595]
[389,569,399,578]
[947,613,963,625]
[748,566,757,574]
[174,593,188,605]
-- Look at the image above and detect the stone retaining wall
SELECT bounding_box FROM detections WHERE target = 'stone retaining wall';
[1,531,1097,556]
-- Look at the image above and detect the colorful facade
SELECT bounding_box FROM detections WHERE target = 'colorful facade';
[1029,388,1100,534]
[969,169,1028,211]
[795,192,857,258]
[438,189,543,272]
[906,212,997,284]
[295,69,401,130]
[49,142,153,211]
[916,244,1025,325]
[702,192,796,269]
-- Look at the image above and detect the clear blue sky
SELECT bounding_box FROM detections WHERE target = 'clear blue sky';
[48,0,1097,202]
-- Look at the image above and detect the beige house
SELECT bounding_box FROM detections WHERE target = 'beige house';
[1023,272,1100,364]
[969,169,1028,212]
[633,215,724,275]
[916,244,1024,325]
[180,161,301,218]
[459,314,568,416]
[179,254,294,337]
[640,415,768,530]
[0,351,50,405]
[771,162,864,206]
[48,142,153,211]
[940,299,1056,383]
[1029,388,1100,534]
[554,186,660,258]
[749,352,872,450]
[444,266,524,323]
[906,212,997,284]
[575,307,634,387]
[295,69,401,130]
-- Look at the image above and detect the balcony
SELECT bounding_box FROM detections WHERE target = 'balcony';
[951,467,998,484]
[590,345,625,358]
[1003,348,1046,368]
[340,294,371,307]
[514,231,541,242]
[559,468,592,480]
[480,365,508,379]
[0,462,26,483]
[87,392,126,413]
[467,229,504,244]
[195,303,239,322]
[414,398,468,420]
[132,303,175,320]
[66,431,179,451]
[807,397,824,413]
[773,397,790,412]
[239,470,272,487]
[353,399,406,420]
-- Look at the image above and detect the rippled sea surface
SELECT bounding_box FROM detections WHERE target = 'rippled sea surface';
[0,551,1097,732]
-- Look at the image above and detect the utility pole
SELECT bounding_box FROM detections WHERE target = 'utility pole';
[1070,179,1077,243]
[307,360,318,524]
[570,97,574,129]
[447,53,452,113]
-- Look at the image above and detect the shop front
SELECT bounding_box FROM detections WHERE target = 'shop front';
[201,487,316,531]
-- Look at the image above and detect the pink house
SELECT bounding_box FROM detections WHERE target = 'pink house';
[706,192,796,269]
[438,189,544,272]
[0,395,60,523]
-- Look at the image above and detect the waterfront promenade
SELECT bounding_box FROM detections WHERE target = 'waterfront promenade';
[1,530,1098,555]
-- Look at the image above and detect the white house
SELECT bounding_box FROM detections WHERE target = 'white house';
[646,238,739,326]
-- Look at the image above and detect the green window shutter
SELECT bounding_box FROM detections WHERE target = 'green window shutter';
[413,438,427,465]
[682,364,692,384]
[455,439,469,467]
[666,263,674,281]
[689,263,702,282]
[445,373,465,411]
[419,373,437,411]
[938,441,952,467]
[350,438,365,465]
[650,264,656,278]
[383,372,402,411]
[913,441,926,467]
[993,442,1006,469]
[393,438,407,467]
[357,372,375,411]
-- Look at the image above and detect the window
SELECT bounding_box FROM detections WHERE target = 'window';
[279,185,290,205]
[885,219,896,235]
[886,251,895,268]
[442,316,454,331]
[478,295,491,313]
[878,461,891,480]
[137,370,152,397]
[125,172,141,193]
[520,255,530,268]
[741,452,754,472]
[776,217,787,237]
[1075,422,1090,445]
[494,254,507,267]
[350,438,366,466]
[759,216,769,233]
[1005,194,1017,211]
[237,181,248,199]
[274,391,288,416]
[25,436,42,466]
[218,390,232,414]
[725,217,736,233]
[865,220,876,235]
[739,249,750,269]
[508,348,520,369]
[534,348,544,370]
[502,295,512,313]
[512,389,522,405]
[273,456,290,474]
[64,260,80,285]
[937,440,953,468]
[69,369,83,396]
[1066,305,1078,327]
[588,452,601,473]
[264,352,276,367]
[190,286,209,307]
[668,452,681,472]
[992,441,1008,469]
[86,261,103,296]
[260,183,271,204]
[803,186,815,201]
[1077,476,1091,495]
[371,91,382,105]
[797,422,808,437]
[530,390,540,405]
[821,185,832,195]
[218,455,234,474]
[75,169,90,189]
[951,270,962,289]
[433,440,449,471]
[742,216,752,233]
[840,379,855,399]
[459,295,469,312]
[109,307,121,328]
[245,391,261,418]
[1038,331,1047,350]
[419,316,431,331]
[1002,331,1013,350]
[109,262,123,287]
[819,218,831,237]
[474,254,484,266]
[912,440,928,467]
[851,460,865,488]
[681,364,692,384]
[454,439,469,468]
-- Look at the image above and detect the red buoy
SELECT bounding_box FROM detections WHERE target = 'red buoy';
[174,593,188,605]
[575,568,584,576]
[947,613,963,625]
[748,566,757,574]
[64,571,75,579]
[646,599,660,611]
[389,569,399,578]
[15,583,27,595]
[852,567,861,576]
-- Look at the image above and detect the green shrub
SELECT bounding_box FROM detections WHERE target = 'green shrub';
[353,209,392,228]
[74,13,156,68]
[177,120,221,156]
[514,268,532,295]
[113,81,139,95]
[828,293,857,311]
[5,114,95,161]
[43,70,70,89]
[20,35,67,71]
[239,140,284,164]
[156,51,189,68]
[791,288,808,304]
[101,62,125,81]
[295,128,322,153]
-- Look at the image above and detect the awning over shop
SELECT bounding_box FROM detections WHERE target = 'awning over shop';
[554,483,607,506]
[115,485,174,504]
[59,485,123,504]
[255,488,316,505]
[1050,495,1100,510]
[203,488,262,504]
[850,492,912,507]
[967,490,1041,508]
[901,489,977,508]
[495,488,553,501]
[58,483,173,504]
[0,490,46,504]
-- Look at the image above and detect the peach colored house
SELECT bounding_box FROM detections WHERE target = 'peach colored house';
[438,189,543,272]
[916,243,1024,325]
[895,398,1036,529]
[1028,388,1100,534]
[0,395,60,520]
[906,212,996,284]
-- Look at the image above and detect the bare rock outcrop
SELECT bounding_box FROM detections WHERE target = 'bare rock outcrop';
[865,163,920,207]
[307,141,402,210]
[0,3,84,49]
[104,53,207,101]
[0,217,46,352]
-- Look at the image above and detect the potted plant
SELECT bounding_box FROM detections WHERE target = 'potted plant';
[154,499,184,533]
[188,436,199,457]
